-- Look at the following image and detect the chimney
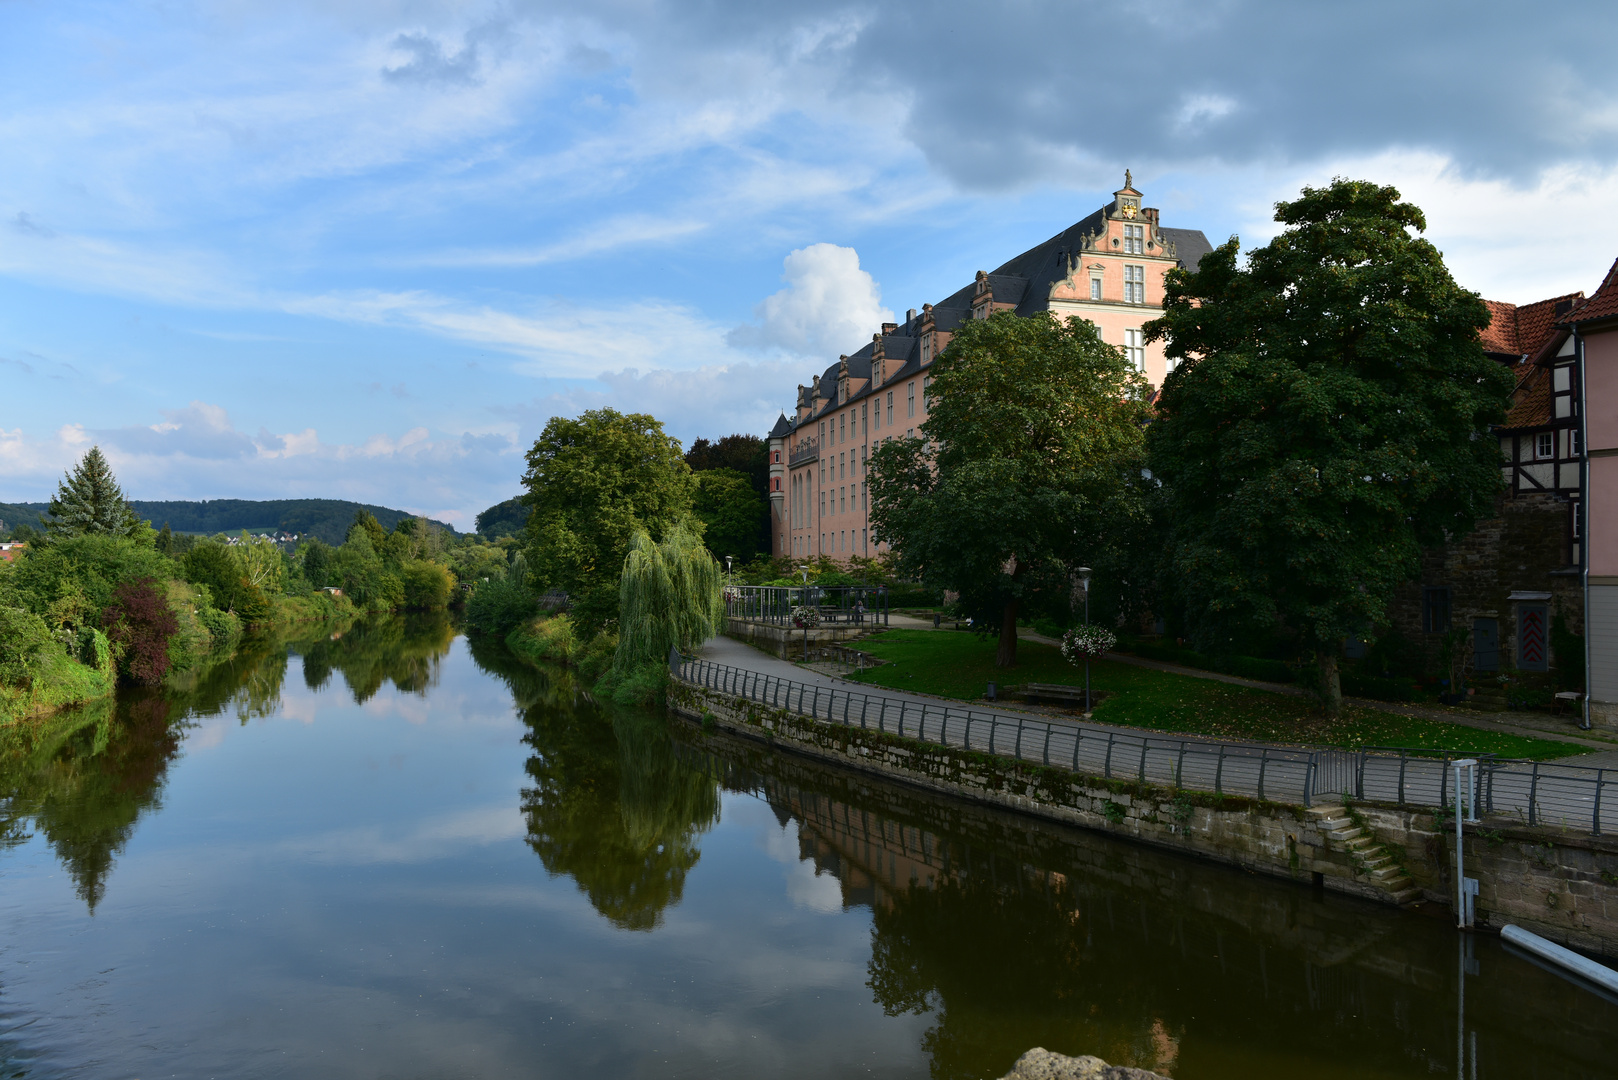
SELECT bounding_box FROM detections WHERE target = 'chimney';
[906,308,917,324]
[881,322,897,335]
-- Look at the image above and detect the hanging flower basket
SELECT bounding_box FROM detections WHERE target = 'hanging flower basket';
[791,605,822,629]
[1061,625,1116,663]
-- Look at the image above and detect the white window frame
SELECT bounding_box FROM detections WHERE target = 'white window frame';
[907,381,915,418]
[1536,431,1555,459]
[1124,265,1145,305]
[1089,276,1102,300]
[1124,328,1145,371]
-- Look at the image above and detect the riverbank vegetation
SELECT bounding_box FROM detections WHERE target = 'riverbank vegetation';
[1,448,521,724]
[847,630,1577,759]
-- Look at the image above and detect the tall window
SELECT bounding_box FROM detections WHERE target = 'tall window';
[1124,265,1145,304]
[907,381,915,418]
[886,392,893,426]
[1421,587,1451,634]
[1124,224,1144,254]
[923,375,931,406]
[1089,276,1102,300]
[1124,329,1144,370]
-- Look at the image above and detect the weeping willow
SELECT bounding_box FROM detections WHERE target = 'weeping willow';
[615,518,723,673]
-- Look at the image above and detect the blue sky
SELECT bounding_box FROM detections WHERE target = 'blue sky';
[3,0,1617,527]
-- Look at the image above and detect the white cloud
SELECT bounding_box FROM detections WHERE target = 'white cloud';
[728,243,891,358]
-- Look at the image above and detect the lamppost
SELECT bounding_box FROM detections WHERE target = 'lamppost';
[725,555,734,617]
[1076,566,1092,714]
[798,564,811,661]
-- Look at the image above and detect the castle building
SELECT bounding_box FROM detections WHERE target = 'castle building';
[764,174,1211,563]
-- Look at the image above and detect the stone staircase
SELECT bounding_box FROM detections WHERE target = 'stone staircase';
[1306,805,1423,905]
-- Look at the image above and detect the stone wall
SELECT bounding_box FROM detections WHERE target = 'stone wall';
[724,619,872,659]
[672,680,1398,905]
[1387,489,1582,678]
[672,678,1618,958]
[1361,808,1618,957]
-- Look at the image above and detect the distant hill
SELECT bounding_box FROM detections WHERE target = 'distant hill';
[475,496,529,539]
[0,498,459,546]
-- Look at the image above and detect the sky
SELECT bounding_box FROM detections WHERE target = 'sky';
[3,0,1617,528]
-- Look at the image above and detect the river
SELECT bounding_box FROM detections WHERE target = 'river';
[0,616,1612,1079]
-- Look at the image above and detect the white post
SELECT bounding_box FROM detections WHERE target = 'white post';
[1454,758,1478,929]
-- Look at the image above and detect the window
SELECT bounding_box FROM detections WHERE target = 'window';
[1124,265,1145,304]
[907,381,915,418]
[1124,329,1144,371]
[773,451,780,463]
[923,375,931,407]
[1124,224,1144,254]
[820,492,825,516]
[1536,431,1554,459]
[1090,276,1102,300]
[862,402,867,436]
[886,392,893,426]
[1421,587,1451,634]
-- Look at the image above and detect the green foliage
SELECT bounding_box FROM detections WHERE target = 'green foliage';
[300,537,333,589]
[692,468,767,561]
[594,660,668,707]
[44,446,147,540]
[615,519,723,673]
[475,497,530,539]
[465,575,539,636]
[0,606,58,687]
[6,534,178,628]
[685,434,768,494]
[400,559,454,611]
[182,542,254,614]
[869,310,1151,668]
[507,615,579,666]
[1145,179,1514,714]
[522,408,696,637]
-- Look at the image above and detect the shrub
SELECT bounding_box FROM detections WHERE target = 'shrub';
[1061,625,1117,662]
[577,630,619,683]
[508,614,577,666]
[0,605,59,687]
[464,574,539,636]
[101,577,179,685]
[401,559,455,611]
[198,606,241,651]
[594,659,668,706]
[1031,617,1066,639]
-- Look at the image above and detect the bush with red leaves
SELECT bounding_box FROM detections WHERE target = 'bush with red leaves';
[101,577,179,686]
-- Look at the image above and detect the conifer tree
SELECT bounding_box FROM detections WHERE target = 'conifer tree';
[46,447,142,538]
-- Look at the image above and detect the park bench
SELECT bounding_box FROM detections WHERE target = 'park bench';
[1020,682,1092,708]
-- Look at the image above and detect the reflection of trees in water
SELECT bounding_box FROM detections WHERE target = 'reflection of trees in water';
[867,869,1169,1080]
[488,643,720,931]
[290,612,455,704]
[0,614,458,912]
[0,693,187,912]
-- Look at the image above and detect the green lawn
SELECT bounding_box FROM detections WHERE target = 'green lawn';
[845,629,1579,760]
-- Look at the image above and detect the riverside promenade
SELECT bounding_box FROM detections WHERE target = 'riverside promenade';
[694,634,1617,834]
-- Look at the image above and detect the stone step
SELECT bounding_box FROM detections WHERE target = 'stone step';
[1371,865,1407,881]
[1361,854,1394,871]
[1327,826,1363,842]
[1345,836,1378,851]
[1388,883,1422,904]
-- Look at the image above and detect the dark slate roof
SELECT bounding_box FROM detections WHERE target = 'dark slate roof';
[991,208,1106,279]
[768,413,792,438]
[1158,227,1213,272]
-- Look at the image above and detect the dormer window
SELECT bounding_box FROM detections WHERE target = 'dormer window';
[1124,224,1144,254]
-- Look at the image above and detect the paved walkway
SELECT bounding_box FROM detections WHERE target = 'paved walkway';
[693,634,1616,832]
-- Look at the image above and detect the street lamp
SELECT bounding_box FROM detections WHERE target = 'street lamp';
[798,564,811,661]
[1076,566,1092,714]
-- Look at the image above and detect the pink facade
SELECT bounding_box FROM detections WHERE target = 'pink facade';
[765,174,1211,565]
[1565,258,1618,723]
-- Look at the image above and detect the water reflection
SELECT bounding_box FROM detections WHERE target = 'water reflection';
[466,636,722,931]
[0,613,458,912]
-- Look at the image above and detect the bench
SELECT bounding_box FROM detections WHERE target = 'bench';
[1020,682,1091,707]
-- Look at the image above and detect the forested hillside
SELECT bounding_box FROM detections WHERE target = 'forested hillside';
[0,499,457,545]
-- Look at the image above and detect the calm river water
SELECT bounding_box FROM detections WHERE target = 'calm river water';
[1,616,1612,1079]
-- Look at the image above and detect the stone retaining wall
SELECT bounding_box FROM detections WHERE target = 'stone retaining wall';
[672,678,1618,958]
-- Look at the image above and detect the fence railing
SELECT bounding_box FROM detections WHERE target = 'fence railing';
[724,585,889,627]
[671,655,1616,834]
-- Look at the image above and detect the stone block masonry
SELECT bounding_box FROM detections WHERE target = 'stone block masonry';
[671,679,1618,959]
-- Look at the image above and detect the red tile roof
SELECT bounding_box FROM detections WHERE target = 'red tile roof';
[1479,292,1583,356]
[1563,257,1618,326]
[1502,360,1551,429]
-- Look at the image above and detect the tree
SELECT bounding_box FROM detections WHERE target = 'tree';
[615,518,723,673]
[45,447,144,539]
[685,434,768,495]
[692,468,767,561]
[1144,179,1514,715]
[156,523,174,555]
[101,577,179,685]
[475,497,530,539]
[869,311,1151,668]
[522,409,696,637]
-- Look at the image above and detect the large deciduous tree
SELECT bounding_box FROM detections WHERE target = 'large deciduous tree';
[1144,179,1514,715]
[868,311,1151,668]
[522,409,696,637]
[692,468,767,562]
[46,447,146,540]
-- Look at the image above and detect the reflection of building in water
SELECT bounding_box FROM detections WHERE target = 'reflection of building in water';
[762,775,1061,912]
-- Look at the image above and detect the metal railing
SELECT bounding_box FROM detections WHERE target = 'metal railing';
[724,585,889,627]
[788,437,819,466]
[672,655,1617,834]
